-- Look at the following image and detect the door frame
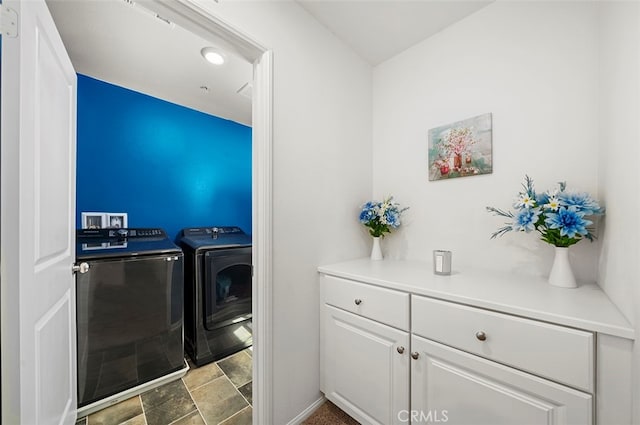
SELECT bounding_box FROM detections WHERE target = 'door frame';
[144,2,274,424]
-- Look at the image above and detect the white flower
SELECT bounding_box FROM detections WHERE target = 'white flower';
[515,194,536,209]
[544,196,560,211]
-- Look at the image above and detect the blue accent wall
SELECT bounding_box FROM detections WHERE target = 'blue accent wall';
[76,74,252,240]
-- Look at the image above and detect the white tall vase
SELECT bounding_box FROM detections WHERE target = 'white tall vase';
[370,237,383,261]
[548,246,577,288]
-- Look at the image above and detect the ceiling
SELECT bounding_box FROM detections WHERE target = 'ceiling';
[46,1,492,127]
[297,1,493,65]
[46,0,254,126]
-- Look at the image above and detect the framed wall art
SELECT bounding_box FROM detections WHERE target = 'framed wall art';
[106,213,128,229]
[428,113,493,181]
[81,212,107,229]
[81,211,129,229]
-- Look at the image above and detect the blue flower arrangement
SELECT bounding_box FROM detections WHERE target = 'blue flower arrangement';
[359,196,408,238]
[486,176,604,247]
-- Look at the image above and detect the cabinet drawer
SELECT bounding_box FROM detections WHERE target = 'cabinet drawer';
[321,275,409,330]
[412,295,594,393]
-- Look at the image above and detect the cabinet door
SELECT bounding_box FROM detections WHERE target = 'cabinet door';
[411,335,592,425]
[323,305,409,425]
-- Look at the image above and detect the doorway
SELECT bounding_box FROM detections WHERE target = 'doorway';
[0,0,273,423]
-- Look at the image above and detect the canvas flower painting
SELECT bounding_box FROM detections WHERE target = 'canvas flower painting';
[428,113,493,181]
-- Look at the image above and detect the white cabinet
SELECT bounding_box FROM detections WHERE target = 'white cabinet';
[410,294,594,425]
[411,335,592,425]
[412,295,595,393]
[320,275,410,424]
[323,305,409,425]
[323,274,409,329]
[318,262,628,425]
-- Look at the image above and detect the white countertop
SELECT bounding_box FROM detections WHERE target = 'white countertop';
[318,258,634,340]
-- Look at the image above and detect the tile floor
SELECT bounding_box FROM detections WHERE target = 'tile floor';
[77,348,253,425]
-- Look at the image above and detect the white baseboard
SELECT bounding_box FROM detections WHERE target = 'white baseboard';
[286,396,327,425]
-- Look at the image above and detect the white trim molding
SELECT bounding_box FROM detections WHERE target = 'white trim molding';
[251,49,274,425]
[147,0,265,62]
[286,396,326,425]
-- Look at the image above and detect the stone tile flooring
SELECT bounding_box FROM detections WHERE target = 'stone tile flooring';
[77,348,252,425]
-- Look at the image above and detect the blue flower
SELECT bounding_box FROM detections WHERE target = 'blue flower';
[359,202,376,223]
[359,196,408,237]
[558,192,602,215]
[385,210,400,228]
[513,207,541,232]
[544,206,592,239]
[488,176,604,247]
[535,192,550,207]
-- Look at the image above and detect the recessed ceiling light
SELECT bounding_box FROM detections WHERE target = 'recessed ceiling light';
[201,47,225,65]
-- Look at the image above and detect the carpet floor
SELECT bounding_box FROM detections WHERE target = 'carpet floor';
[302,401,360,425]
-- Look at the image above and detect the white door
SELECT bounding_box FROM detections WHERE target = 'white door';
[323,305,410,425]
[410,335,592,425]
[1,0,77,423]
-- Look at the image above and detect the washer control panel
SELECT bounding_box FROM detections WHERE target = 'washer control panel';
[182,227,245,237]
[77,228,166,240]
[127,229,164,238]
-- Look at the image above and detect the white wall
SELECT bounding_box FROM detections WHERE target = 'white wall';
[192,2,373,423]
[597,2,640,423]
[372,1,600,282]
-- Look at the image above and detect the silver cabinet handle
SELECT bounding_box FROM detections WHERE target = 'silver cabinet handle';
[411,352,419,360]
[397,346,405,354]
[354,299,362,305]
[72,262,90,274]
[476,331,487,341]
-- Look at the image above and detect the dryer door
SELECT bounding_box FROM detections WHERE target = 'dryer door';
[203,247,252,331]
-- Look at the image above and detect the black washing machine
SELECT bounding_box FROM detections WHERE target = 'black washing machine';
[76,228,187,415]
[179,226,252,366]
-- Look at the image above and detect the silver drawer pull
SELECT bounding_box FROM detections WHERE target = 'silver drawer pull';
[411,352,419,360]
[397,346,405,354]
[354,299,362,305]
[475,331,487,341]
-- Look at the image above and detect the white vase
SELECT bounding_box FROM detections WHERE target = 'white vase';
[548,247,577,288]
[370,237,383,261]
